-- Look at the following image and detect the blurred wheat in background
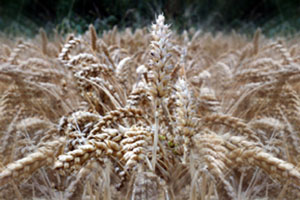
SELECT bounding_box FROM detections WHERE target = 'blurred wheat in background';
[1,14,300,199]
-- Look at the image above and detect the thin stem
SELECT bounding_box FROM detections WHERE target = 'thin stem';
[152,98,159,171]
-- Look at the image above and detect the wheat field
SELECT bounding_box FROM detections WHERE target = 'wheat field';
[0,14,300,200]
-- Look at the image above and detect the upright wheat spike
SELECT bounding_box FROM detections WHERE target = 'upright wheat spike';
[89,24,98,52]
[252,28,261,55]
[39,28,48,55]
[147,14,174,170]
[175,78,197,163]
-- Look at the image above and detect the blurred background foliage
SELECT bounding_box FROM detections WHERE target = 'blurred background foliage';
[0,0,300,37]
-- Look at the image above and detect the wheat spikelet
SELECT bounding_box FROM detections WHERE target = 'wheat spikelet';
[224,135,300,186]
[67,52,99,67]
[249,117,284,135]
[58,37,81,64]
[203,114,260,141]
[175,78,197,163]
[39,28,48,55]
[198,87,221,115]
[91,107,144,134]
[147,14,175,170]
[55,108,146,173]
[270,41,293,65]
[147,14,173,99]
[7,42,35,64]
[0,137,65,186]
[126,82,150,108]
[54,143,97,171]
[2,44,11,57]
[252,28,261,55]
[89,24,98,52]
[120,125,153,171]
[193,130,238,199]
[19,57,52,69]
[100,41,117,69]
[193,130,229,177]
[75,63,112,79]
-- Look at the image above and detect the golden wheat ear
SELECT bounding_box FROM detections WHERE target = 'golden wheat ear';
[58,37,81,64]
[89,24,98,52]
[0,138,65,187]
[224,135,300,186]
[252,28,261,55]
[39,28,48,55]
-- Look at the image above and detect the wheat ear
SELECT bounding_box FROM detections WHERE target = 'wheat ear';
[58,37,81,64]
[175,78,197,163]
[203,114,260,141]
[89,24,98,52]
[39,28,48,55]
[148,14,173,170]
[0,137,65,186]
[225,135,300,185]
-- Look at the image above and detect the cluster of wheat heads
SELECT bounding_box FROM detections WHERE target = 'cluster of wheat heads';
[1,14,300,199]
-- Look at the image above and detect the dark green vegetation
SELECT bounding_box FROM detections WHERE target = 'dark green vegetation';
[1,0,300,37]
